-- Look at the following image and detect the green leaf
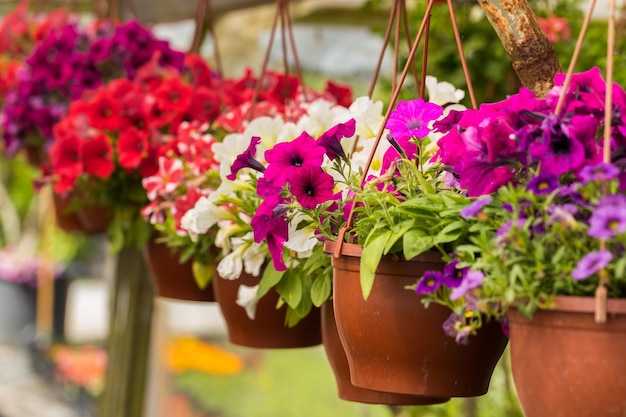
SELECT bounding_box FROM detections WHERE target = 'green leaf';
[384,220,414,254]
[360,231,391,300]
[192,258,214,289]
[258,266,284,298]
[276,271,303,309]
[433,220,466,245]
[615,256,626,279]
[402,230,435,260]
[310,273,331,307]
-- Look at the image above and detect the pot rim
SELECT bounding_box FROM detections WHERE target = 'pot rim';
[549,295,626,315]
[323,241,443,263]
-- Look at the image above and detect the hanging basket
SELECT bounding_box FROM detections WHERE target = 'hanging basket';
[143,235,216,302]
[327,241,508,397]
[508,296,626,417]
[213,267,322,348]
[321,301,450,405]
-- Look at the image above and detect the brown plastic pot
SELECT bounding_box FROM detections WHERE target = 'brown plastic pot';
[508,296,626,417]
[213,268,322,348]
[143,236,215,302]
[74,204,112,234]
[321,301,450,405]
[53,194,84,233]
[327,241,508,397]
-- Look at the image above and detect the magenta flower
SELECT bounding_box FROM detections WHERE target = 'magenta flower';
[316,118,356,160]
[227,136,265,180]
[289,165,337,209]
[250,194,289,271]
[571,250,612,281]
[386,99,443,140]
[264,132,326,187]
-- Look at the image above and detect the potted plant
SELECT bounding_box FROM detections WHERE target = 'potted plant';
[180,69,354,348]
[140,119,222,302]
[239,74,508,398]
[39,51,207,251]
[416,67,626,416]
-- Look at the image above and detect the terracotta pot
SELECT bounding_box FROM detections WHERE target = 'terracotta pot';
[22,144,45,167]
[321,301,450,405]
[52,194,83,233]
[508,296,626,417]
[74,204,112,234]
[327,241,508,397]
[213,268,322,348]
[143,236,215,302]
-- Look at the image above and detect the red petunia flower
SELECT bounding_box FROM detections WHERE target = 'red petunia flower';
[83,133,114,179]
[84,90,123,131]
[116,126,149,169]
[153,76,193,114]
[51,134,83,178]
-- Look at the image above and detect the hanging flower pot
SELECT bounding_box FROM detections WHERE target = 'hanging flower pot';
[508,296,626,417]
[328,241,507,397]
[213,268,322,349]
[52,194,84,233]
[74,204,113,234]
[143,235,215,302]
[321,301,450,405]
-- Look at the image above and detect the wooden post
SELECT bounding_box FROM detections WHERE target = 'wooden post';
[36,186,55,337]
[99,245,154,417]
[477,0,562,98]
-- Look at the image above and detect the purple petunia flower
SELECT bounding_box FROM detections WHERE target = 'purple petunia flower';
[441,312,472,345]
[571,250,612,281]
[415,270,445,294]
[264,132,326,187]
[450,270,485,301]
[316,118,356,160]
[548,204,578,228]
[385,99,443,140]
[460,196,493,219]
[527,172,559,195]
[579,162,620,184]
[227,136,265,180]
[588,194,626,238]
[288,165,337,209]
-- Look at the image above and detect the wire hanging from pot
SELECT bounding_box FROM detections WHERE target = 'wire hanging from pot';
[335,0,478,257]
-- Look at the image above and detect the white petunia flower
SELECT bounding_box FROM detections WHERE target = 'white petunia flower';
[243,116,286,153]
[216,243,246,280]
[180,193,227,241]
[236,284,259,320]
[243,242,266,277]
[297,99,347,138]
[425,75,465,106]
[348,96,385,140]
[285,213,318,254]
